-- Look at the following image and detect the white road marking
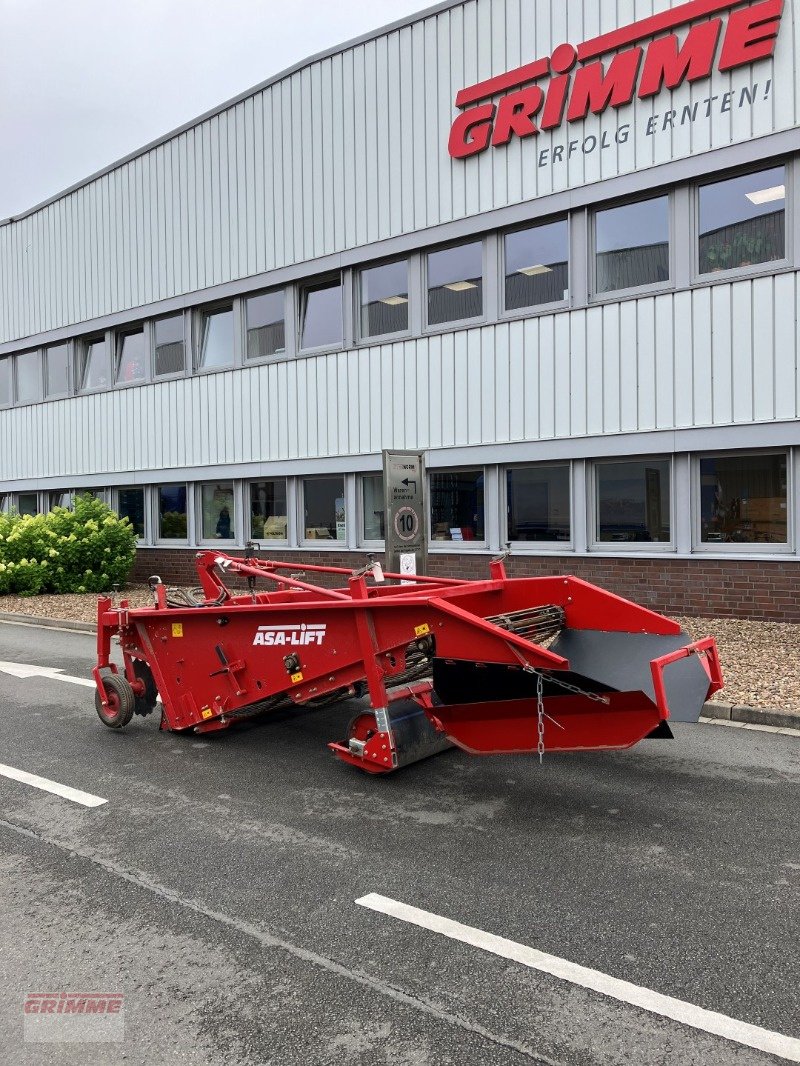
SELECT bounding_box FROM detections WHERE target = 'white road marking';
[0,763,107,807]
[0,660,95,688]
[356,893,800,1063]
[0,619,94,635]
[700,716,800,738]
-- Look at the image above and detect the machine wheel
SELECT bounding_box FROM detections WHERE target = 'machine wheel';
[95,674,135,729]
[132,660,159,717]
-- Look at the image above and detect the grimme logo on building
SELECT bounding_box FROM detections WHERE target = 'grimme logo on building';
[448,0,783,159]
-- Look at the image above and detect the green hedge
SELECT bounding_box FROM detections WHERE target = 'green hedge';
[0,494,137,596]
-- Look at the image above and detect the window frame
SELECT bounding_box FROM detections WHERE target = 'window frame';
[0,353,14,409]
[358,473,386,547]
[589,455,675,552]
[427,466,488,550]
[152,312,189,380]
[196,480,239,546]
[502,461,574,550]
[691,449,793,554]
[246,478,290,546]
[297,274,345,355]
[589,192,674,303]
[14,348,44,406]
[113,485,149,544]
[692,160,792,285]
[299,474,348,548]
[195,300,240,374]
[44,341,72,400]
[114,324,150,388]
[500,217,571,321]
[77,333,112,395]
[244,287,289,365]
[154,482,191,545]
[423,238,488,333]
[356,257,412,344]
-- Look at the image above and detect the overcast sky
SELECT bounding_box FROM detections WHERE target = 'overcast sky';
[0,0,426,219]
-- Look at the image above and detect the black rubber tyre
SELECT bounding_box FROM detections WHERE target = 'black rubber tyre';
[95,673,136,729]
[132,660,159,717]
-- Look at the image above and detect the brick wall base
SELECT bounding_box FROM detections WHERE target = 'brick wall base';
[131,548,800,622]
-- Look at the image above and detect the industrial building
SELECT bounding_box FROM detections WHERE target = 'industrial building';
[0,0,797,619]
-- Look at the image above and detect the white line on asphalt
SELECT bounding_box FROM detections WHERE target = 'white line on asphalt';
[700,716,800,738]
[0,619,94,635]
[0,660,95,688]
[356,893,800,1063]
[0,764,107,807]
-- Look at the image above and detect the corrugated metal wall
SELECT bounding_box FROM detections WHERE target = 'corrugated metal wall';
[1,272,797,482]
[0,0,797,346]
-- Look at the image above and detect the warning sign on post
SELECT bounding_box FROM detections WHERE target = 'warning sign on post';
[383,451,427,577]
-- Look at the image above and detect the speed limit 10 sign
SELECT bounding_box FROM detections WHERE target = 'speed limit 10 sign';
[383,450,427,577]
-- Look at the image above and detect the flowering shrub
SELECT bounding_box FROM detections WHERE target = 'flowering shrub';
[0,494,137,596]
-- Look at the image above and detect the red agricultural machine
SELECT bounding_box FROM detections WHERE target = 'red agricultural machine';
[92,551,722,773]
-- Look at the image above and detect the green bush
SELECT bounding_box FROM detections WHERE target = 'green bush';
[0,494,137,596]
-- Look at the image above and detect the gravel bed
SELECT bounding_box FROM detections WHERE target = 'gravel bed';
[0,591,795,711]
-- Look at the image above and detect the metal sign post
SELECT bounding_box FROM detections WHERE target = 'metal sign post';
[382,450,427,578]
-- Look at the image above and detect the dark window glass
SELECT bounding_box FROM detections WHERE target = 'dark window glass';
[507,466,570,542]
[700,453,787,544]
[200,306,234,369]
[201,482,235,541]
[154,315,185,377]
[300,279,342,350]
[117,488,145,539]
[303,477,345,540]
[49,490,73,511]
[0,494,8,513]
[158,485,187,540]
[81,338,109,391]
[595,197,669,294]
[249,480,288,540]
[0,357,11,406]
[699,166,785,274]
[246,291,285,360]
[116,329,146,384]
[362,475,384,540]
[17,493,38,516]
[430,469,484,542]
[360,261,409,338]
[596,460,671,543]
[16,352,42,404]
[427,242,483,325]
[505,221,569,311]
[45,343,70,397]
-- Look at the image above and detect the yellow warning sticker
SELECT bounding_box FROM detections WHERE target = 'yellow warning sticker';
[201,707,213,720]
[291,671,304,684]
[414,623,430,637]
[172,623,184,638]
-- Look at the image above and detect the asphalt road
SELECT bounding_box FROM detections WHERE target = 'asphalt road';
[0,618,798,1066]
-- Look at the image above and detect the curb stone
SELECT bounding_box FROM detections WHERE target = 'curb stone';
[0,609,798,731]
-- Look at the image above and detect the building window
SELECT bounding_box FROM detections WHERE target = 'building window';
[16,351,42,404]
[0,494,8,513]
[699,453,788,545]
[698,165,786,275]
[48,490,73,511]
[504,220,569,311]
[246,291,285,360]
[116,328,146,384]
[199,305,234,369]
[117,487,146,539]
[300,278,342,350]
[45,343,70,398]
[158,484,188,540]
[595,196,669,294]
[249,480,288,541]
[427,242,483,326]
[200,482,235,542]
[302,476,346,541]
[0,357,11,407]
[362,475,385,541]
[595,459,671,544]
[359,261,409,339]
[154,315,185,377]
[430,469,484,543]
[80,337,110,391]
[17,493,38,516]
[506,465,570,542]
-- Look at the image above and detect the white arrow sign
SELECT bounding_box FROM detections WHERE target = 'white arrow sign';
[0,660,96,688]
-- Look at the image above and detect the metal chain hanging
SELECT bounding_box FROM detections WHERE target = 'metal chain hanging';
[536,671,545,763]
